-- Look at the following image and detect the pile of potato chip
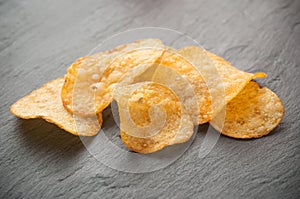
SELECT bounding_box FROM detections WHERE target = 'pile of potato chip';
[10,39,284,154]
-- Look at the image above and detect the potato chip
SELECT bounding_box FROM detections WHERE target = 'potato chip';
[10,78,101,136]
[211,81,284,139]
[152,49,214,124]
[113,82,194,154]
[204,51,267,103]
[94,48,166,113]
[61,39,165,116]
[10,38,283,153]
[151,66,201,124]
[152,46,266,125]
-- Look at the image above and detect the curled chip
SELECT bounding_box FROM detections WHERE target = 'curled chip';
[151,50,212,124]
[151,47,266,125]
[177,46,267,120]
[10,38,284,154]
[113,82,194,154]
[95,48,166,113]
[61,39,165,116]
[10,78,101,136]
[211,81,284,139]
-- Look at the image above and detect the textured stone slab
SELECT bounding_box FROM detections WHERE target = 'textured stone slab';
[0,0,299,198]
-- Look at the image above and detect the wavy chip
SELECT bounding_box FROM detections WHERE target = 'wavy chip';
[10,78,101,136]
[113,82,194,154]
[95,48,166,113]
[177,46,267,119]
[211,81,284,138]
[61,39,165,116]
[10,38,284,154]
[151,47,265,125]
[152,49,213,124]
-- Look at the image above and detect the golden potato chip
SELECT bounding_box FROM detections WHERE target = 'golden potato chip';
[113,82,194,154]
[211,81,284,139]
[151,66,200,124]
[95,48,166,113]
[156,46,266,124]
[61,39,165,116]
[10,78,101,136]
[152,49,213,124]
[204,51,267,103]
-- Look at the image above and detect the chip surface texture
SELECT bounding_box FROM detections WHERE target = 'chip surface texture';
[10,78,101,136]
[114,82,194,154]
[61,39,165,116]
[211,81,284,139]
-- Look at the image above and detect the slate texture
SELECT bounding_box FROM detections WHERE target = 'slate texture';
[0,0,299,198]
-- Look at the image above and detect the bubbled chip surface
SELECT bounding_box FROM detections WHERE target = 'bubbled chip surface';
[61,39,165,116]
[95,48,166,113]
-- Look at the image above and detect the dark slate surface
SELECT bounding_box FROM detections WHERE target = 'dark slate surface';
[1,0,299,198]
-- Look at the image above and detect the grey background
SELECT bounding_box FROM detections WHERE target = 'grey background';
[1,0,299,198]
